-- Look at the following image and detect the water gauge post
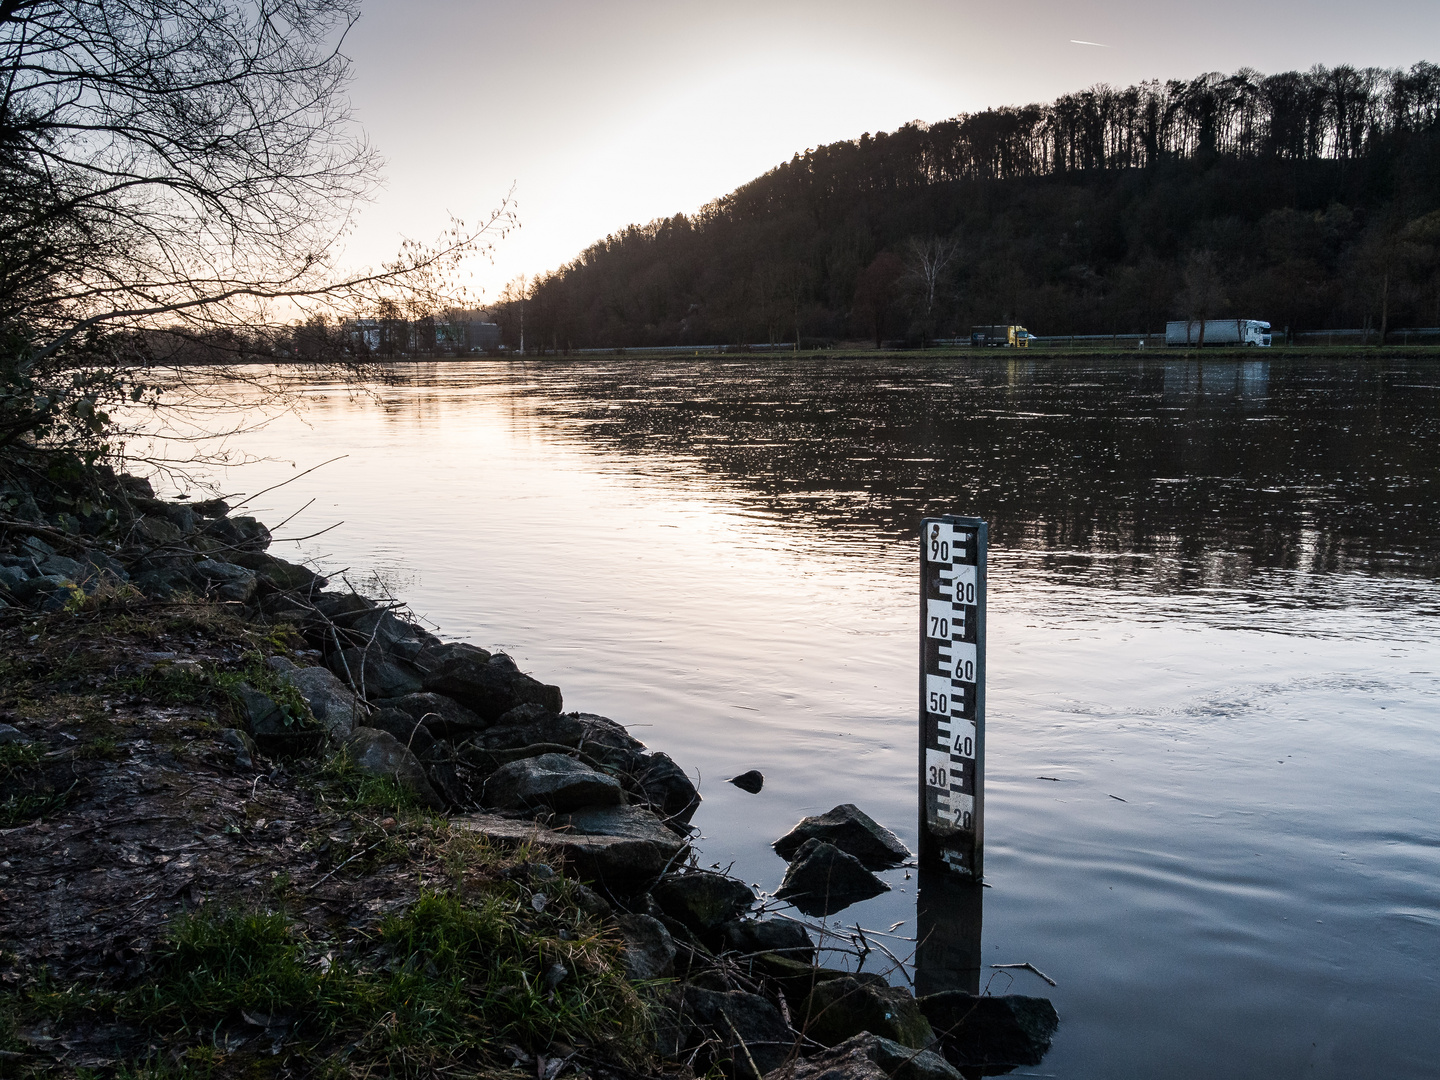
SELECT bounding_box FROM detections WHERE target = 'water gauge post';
[919,516,987,879]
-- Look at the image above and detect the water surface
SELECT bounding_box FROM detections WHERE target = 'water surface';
[168,356,1439,1078]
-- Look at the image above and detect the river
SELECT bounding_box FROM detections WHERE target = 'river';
[158,355,1440,1078]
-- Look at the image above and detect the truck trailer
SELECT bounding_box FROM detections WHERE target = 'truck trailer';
[971,325,1034,347]
[1165,319,1272,347]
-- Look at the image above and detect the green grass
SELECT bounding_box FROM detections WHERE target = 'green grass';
[96,887,650,1073]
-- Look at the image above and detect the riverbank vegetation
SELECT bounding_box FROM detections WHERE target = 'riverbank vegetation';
[502,64,1440,350]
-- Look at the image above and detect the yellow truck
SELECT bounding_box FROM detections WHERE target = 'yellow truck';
[970,325,1033,348]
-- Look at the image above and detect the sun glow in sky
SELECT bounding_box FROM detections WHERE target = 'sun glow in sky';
[335,0,1440,304]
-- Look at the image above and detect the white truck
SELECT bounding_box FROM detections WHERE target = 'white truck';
[1166,319,1272,347]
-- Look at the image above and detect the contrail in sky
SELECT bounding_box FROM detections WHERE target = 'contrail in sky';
[1070,39,1110,47]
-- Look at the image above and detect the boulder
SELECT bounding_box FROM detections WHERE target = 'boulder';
[651,871,756,943]
[800,975,934,1050]
[916,992,1059,1071]
[38,554,84,581]
[615,913,676,980]
[746,954,854,1007]
[369,708,436,757]
[556,804,689,865]
[630,751,701,826]
[131,564,196,600]
[419,646,520,719]
[220,727,258,770]
[764,1033,960,1080]
[761,1036,888,1080]
[332,646,423,699]
[279,662,364,738]
[134,514,182,546]
[721,918,814,963]
[454,812,674,889]
[572,713,647,760]
[775,840,889,916]
[0,565,30,595]
[425,758,473,807]
[237,681,320,755]
[193,558,258,603]
[773,804,911,869]
[382,692,487,738]
[0,723,30,745]
[201,514,271,551]
[477,703,586,751]
[12,573,79,609]
[856,1034,961,1080]
[236,683,287,736]
[729,769,764,794]
[482,752,623,812]
[344,727,445,811]
[226,550,325,593]
[658,986,796,1077]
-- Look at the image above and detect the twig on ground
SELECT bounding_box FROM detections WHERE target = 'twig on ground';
[990,961,1057,986]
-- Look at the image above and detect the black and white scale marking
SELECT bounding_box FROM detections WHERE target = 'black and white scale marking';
[919,516,986,878]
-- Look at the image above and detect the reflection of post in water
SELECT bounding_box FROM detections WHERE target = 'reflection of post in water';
[914,865,984,997]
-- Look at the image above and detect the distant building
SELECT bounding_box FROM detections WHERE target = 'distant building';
[342,315,501,356]
[465,321,501,351]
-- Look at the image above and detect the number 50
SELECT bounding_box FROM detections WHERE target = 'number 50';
[928,690,949,715]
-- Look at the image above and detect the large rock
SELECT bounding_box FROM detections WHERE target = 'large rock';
[419,645,561,720]
[277,661,364,737]
[192,558,258,603]
[721,918,815,963]
[131,563,197,601]
[0,564,29,596]
[658,986,796,1077]
[775,839,890,916]
[801,975,934,1050]
[237,683,292,736]
[746,954,854,1008]
[773,804,911,869]
[571,713,647,759]
[201,514,271,551]
[344,727,445,810]
[12,573,80,609]
[615,914,676,980]
[630,751,701,826]
[369,708,436,757]
[226,550,326,593]
[765,1033,960,1080]
[482,752,623,812]
[332,646,423,699]
[762,1035,888,1080]
[556,804,689,873]
[652,871,756,943]
[454,812,675,889]
[383,692,487,738]
[477,703,585,751]
[917,992,1059,1072]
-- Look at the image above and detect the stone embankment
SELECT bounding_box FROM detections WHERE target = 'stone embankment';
[0,466,1056,1077]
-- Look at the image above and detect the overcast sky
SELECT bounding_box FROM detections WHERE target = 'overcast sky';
[335,0,1440,305]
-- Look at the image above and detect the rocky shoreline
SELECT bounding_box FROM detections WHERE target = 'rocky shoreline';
[0,465,1056,1078]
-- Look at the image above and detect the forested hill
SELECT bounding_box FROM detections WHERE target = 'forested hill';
[511,64,1440,349]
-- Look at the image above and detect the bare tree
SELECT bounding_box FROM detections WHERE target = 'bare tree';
[902,236,960,347]
[0,0,513,462]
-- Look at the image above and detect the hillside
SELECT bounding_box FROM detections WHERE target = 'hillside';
[508,64,1440,349]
